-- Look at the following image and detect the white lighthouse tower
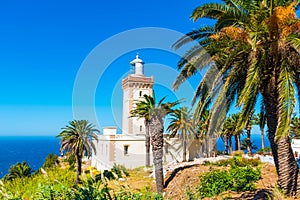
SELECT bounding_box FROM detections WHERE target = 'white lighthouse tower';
[122,54,154,135]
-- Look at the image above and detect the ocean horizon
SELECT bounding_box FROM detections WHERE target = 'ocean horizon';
[0,136,60,178]
[0,134,269,178]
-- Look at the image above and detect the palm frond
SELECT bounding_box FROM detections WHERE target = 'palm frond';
[276,62,296,139]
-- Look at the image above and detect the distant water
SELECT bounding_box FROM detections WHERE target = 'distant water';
[0,136,60,178]
[216,134,271,152]
[0,134,269,178]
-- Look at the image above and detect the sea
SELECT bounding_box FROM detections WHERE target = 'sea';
[0,136,60,178]
[0,134,270,178]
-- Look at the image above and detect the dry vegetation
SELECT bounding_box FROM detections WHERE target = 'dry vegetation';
[113,161,297,199]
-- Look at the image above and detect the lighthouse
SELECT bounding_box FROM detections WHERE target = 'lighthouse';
[122,54,154,135]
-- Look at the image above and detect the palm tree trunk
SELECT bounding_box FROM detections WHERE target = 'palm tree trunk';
[145,122,150,167]
[149,115,164,194]
[224,135,229,155]
[264,87,298,195]
[234,135,238,151]
[246,122,252,155]
[261,127,265,150]
[75,153,81,184]
[229,136,233,155]
[182,139,187,162]
[223,135,228,155]
[237,134,241,151]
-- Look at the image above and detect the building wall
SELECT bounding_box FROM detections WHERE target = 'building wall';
[131,88,151,135]
[91,135,113,170]
[122,75,153,136]
[91,134,204,171]
[122,89,130,135]
[92,135,153,170]
[114,139,147,168]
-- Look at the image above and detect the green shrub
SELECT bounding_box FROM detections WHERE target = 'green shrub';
[74,178,112,200]
[66,154,76,169]
[257,147,272,155]
[229,166,261,191]
[197,168,232,198]
[4,162,32,181]
[206,156,261,167]
[111,163,129,178]
[0,165,162,200]
[0,167,76,199]
[42,153,59,169]
[196,166,261,198]
[33,183,74,200]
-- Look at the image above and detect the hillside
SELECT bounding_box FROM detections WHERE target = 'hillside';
[164,162,276,199]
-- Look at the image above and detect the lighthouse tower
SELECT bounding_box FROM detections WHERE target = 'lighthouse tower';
[122,54,154,135]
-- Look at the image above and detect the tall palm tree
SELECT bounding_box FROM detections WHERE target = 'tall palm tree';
[245,112,254,155]
[131,92,179,193]
[57,120,99,184]
[4,161,32,181]
[196,109,210,156]
[173,1,300,195]
[167,107,196,162]
[253,109,267,150]
[220,113,243,154]
[130,94,153,167]
[219,127,233,154]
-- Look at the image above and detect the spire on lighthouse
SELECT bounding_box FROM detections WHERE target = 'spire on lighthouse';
[130,53,144,76]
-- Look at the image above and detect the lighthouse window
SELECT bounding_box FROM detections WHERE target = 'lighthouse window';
[139,91,142,97]
[124,145,129,155]
[140,125,142,132]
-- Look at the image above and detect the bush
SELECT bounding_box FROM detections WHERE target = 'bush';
[257,147,272,155]
[65,154,76,169]
[197,168,232,198]
[42,153,59,169]
[196,166,261,198]
[103,170,114,180]
[0,167,75,199]
[4,162,32,181]
[74,178,112,200]
[206,156,261,167]
[229,166,261,191]
[111,163,129,178]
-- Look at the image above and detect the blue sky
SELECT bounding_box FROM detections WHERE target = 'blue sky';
[0,0,218,136]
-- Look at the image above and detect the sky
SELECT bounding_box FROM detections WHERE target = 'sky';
[0,0,220,136]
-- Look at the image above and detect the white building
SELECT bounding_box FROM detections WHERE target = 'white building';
[291,139,300,158]
[91,54,203,171]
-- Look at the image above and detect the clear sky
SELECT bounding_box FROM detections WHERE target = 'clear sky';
[0,0,219,136]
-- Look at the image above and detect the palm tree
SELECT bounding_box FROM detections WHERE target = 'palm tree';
[253,109,267,150]
[130,94,153,167]
[245,112,254,155]
[4,161,32,181]
[220,114,243,154]
[173,1,300,195]
[167,107,196,162]
[131,92,179,193]
[57,120,99,184]
[196,109,210,156]
[241,138,258,152]
[290,117,300,139]
[219,127,233,155]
